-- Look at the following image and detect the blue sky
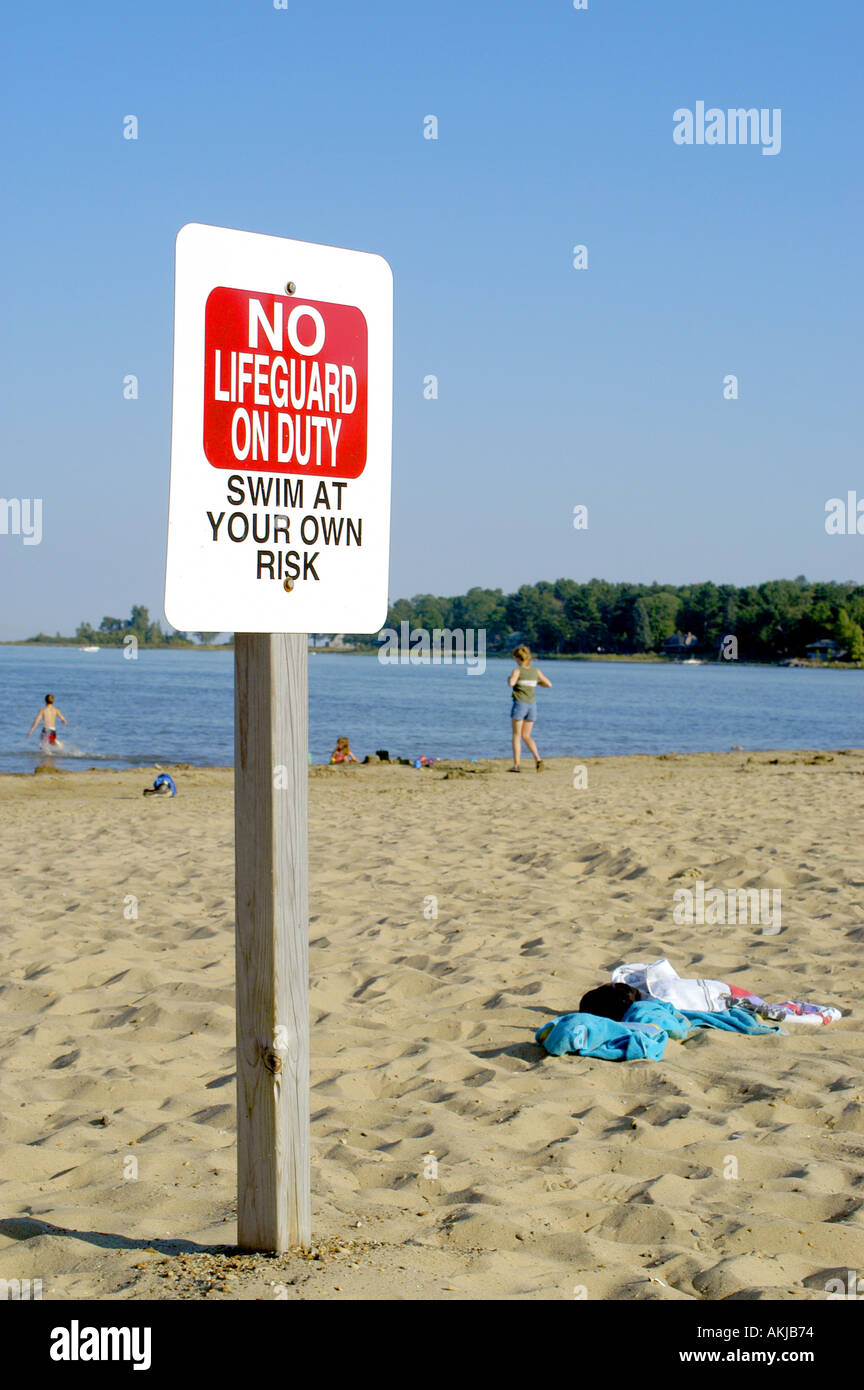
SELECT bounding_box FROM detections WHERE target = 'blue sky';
[1,0,862,639]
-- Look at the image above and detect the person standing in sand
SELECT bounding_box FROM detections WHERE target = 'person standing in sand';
[507,645,551,772]
[27,693,67,752]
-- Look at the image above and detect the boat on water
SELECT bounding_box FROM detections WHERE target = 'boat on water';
[78,646,100,653]
[681,657,703,665]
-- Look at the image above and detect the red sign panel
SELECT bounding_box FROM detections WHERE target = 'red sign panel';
[203,287,368,478]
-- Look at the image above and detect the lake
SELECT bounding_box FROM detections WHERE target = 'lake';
[0,645,860,773]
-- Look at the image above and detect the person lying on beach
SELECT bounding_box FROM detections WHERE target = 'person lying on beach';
[27,693,67,751]
[330,736,360,764]
[579,982,641,1019]
[507,645,551,772]
[536,974,784,1063]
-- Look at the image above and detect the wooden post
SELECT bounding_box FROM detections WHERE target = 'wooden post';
[234,632,310,1251]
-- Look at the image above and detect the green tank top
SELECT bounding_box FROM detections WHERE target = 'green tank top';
[512,665,539,702]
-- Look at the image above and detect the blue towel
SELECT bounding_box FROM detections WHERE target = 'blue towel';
[535,1012,669,1061]
[535,1002,780,1062]
[681,1005,779,1035]
[623,999,694,1039]
[623,999,778,1038]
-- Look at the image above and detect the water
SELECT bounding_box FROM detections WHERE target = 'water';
[0,645,860,773]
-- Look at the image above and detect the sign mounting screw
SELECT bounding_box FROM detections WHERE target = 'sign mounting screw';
[285,281,296,294]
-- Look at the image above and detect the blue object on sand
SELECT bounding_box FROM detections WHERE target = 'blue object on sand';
[535,1012,668,1061]
[535,999,781,1063]
[623,999,694,1039]
[153,773,177,796]
[680,1005,778,1035]
[623,998,778,1038]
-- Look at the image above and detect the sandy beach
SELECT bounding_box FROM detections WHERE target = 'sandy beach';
[1,749,862,1301]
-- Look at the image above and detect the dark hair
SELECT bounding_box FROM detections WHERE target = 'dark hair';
[578,982,640,1020]
[45,693,54,704]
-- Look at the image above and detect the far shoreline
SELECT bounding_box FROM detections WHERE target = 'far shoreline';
[1,642,862,670]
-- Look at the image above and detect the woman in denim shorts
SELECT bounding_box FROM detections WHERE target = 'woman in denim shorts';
[507,645,552,772]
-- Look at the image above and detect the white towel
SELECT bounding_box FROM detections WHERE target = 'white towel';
[611,958,730,1013]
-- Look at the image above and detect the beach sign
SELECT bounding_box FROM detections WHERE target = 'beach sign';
[165,224,393,1253]
[165,222,393,634]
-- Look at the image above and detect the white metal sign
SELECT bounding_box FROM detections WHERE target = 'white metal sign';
[165,222,393,633]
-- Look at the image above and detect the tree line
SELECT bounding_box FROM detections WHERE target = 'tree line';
[376,577,864,662]
[26,606,231,649]
[24,578,864,662]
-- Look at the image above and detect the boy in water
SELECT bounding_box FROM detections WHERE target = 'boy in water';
[27,693,67,752]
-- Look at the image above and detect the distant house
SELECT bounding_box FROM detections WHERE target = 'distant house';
[805,639,845,661]
[663,632,699,658]
[310,633,355,650]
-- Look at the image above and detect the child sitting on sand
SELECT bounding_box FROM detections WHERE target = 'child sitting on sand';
[330,736,360,764]
[27,692,67,752]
